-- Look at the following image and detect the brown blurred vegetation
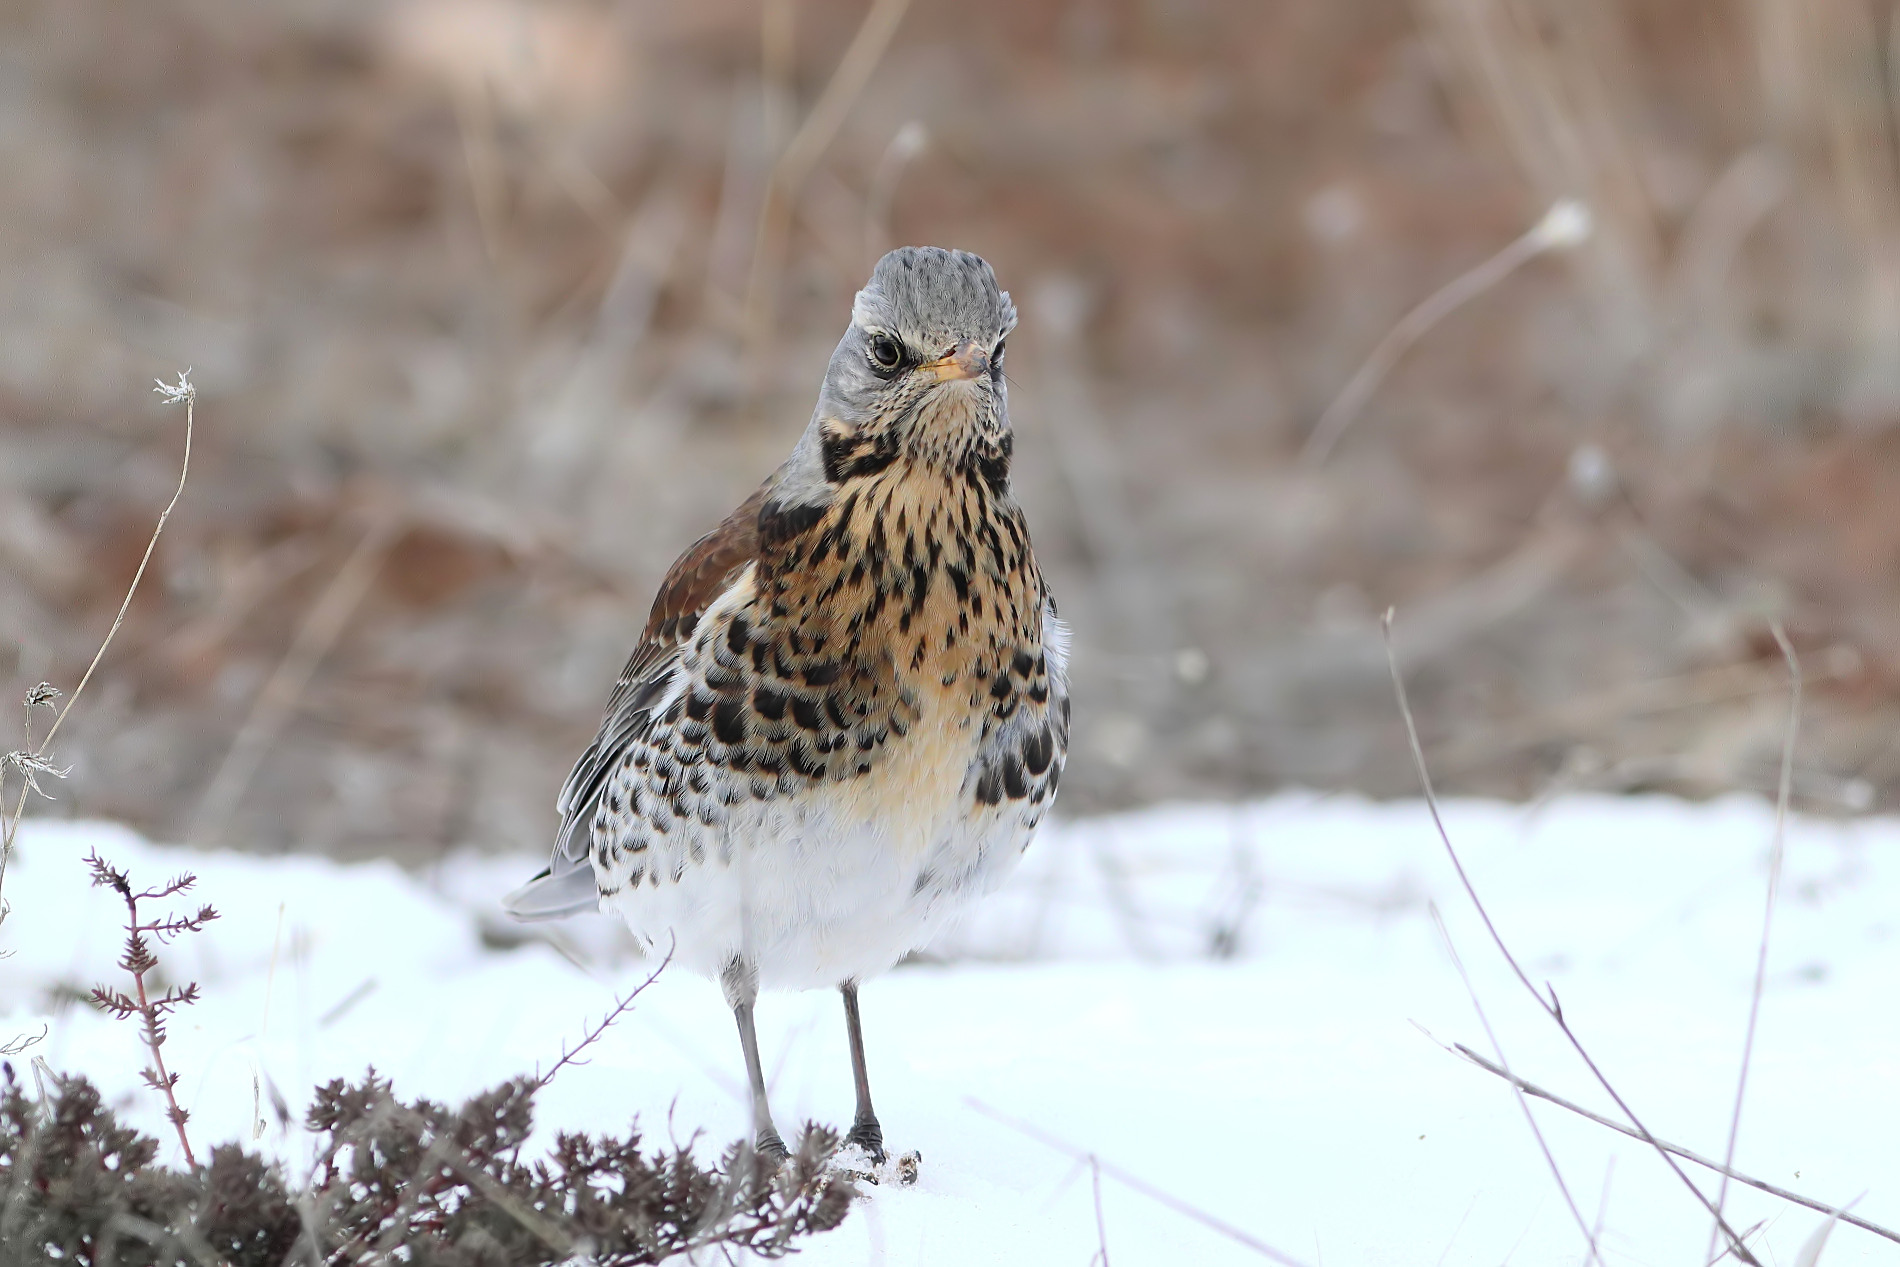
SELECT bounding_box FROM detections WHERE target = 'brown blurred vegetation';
[6,0,1900,859]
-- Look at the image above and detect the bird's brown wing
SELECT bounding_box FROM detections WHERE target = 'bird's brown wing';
[548,485,766,873]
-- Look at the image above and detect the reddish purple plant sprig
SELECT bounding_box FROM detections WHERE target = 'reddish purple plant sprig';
[85,848,218,1169]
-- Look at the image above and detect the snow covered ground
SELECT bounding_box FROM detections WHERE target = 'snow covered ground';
[2,794,1896,1265]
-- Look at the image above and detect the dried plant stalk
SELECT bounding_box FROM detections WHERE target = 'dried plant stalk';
[85,849,218,1168]
[0,373,196,936]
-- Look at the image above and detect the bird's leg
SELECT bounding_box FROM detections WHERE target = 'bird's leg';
[840,981,886,1162]
[725,959,787,1160]
[733,1001,788,1159]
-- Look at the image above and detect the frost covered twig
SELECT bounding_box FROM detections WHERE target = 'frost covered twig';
[1438,1042,1900,1248]
[86,849,219,1169]
[1706,623,1801,1264]
[1,751,72,804]
[964,1097,1310,1266]
[1382,609,1761,1265]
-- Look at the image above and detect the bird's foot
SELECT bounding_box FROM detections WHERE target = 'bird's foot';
[752,1128,790,1165]
[833,1138,920,1188]
[843,1120,886,1165]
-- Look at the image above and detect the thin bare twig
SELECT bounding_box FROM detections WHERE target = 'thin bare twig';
[1090,1154,1111,1267]
[862,121,928,268]
[533,937,674,1092]
[0,1025,46,1058]
[964,1098,1311,1267]
[1707,623,1802,1265]
[1428,904,1602,1265]
[36,374,196,764]
[743,0,916,364]
[190,506,401,846]
[1586,1158,1614,1267]
[85,850,218,1169]
[1301,201,1592,466]
[1440,1042,1900,1247]
[0,372,196,918]
[1381,608,1760,1265]
[344,1100,574,1261]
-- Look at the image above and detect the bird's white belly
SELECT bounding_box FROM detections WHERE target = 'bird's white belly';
[603,761,1030,990]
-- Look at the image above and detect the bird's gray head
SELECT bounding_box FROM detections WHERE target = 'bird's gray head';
[773,248,1018,506]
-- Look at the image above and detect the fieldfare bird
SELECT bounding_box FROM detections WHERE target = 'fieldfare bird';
[506,247,1070,1163]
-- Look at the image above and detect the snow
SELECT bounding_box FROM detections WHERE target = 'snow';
[3,794,1897,1265]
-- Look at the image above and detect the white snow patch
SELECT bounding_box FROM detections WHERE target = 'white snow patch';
[1,794,1895,1265]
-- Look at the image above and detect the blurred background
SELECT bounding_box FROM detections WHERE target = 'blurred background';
[5,0,1900,861]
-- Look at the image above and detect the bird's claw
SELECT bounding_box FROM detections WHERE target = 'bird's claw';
[834,1142,921,1187]
[844,1120,886,1165]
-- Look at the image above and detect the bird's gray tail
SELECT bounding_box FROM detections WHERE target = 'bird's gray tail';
[501,865,600,922]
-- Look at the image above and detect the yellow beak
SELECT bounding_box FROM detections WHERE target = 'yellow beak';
[921,342,991,382]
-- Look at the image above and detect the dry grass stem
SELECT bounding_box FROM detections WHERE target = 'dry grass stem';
[863,121,928,267]
[1587,1157,1614,1266]
[0,1025,46,1058]
[1428,904,1602,1265]
[1300,201,1591,466]
[1429,660,1806,777]
[0,371,195,938]
[1382,608,1760,1265]
[964,1097,1311,1267]
[190,507,402,847]
[743,0,916,362]
[84,849,218,1169]
[1440,1042,1899,1248]
[1707,623,1802,1264]
[533,936,674,1093]
[1090,1154,1111,1267]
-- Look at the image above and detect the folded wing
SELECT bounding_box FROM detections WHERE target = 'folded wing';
[502,486,767,922]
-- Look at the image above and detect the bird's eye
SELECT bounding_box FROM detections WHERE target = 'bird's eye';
[868,334,903,371]
[991,339,1006,374]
